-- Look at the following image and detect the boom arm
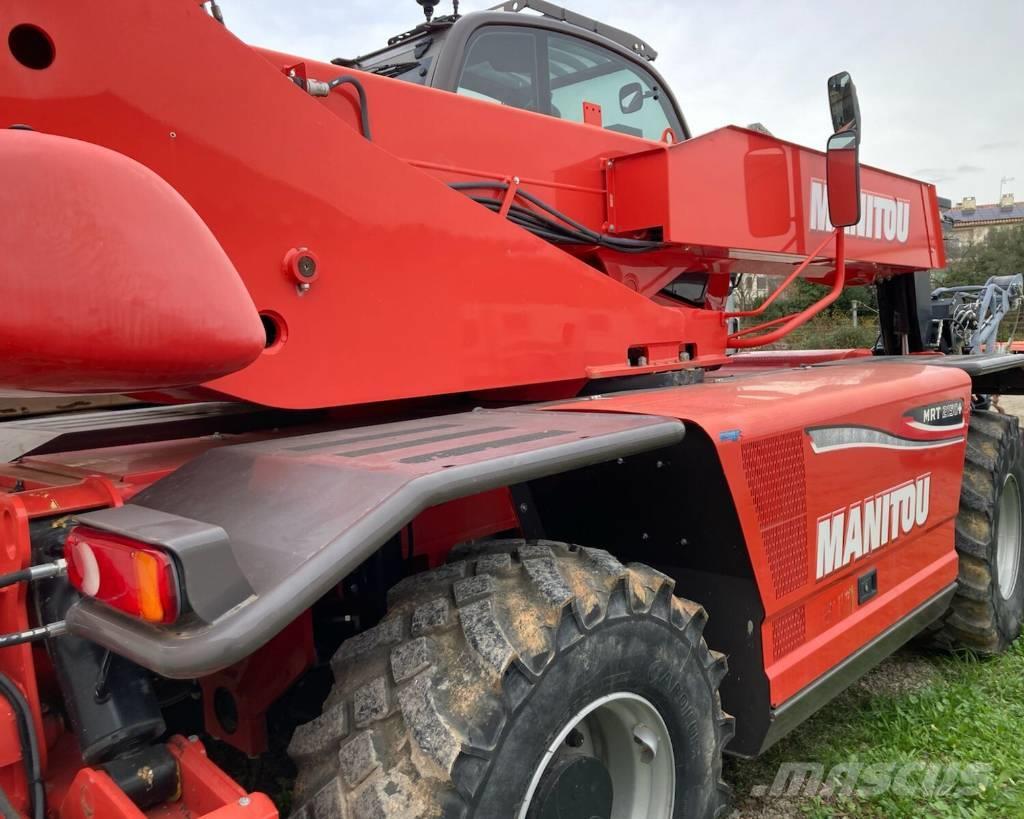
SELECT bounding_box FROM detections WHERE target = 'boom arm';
[0,0,945,409]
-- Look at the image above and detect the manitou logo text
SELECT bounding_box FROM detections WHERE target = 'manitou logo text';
[810,179,911,243]
[816,474,931,580]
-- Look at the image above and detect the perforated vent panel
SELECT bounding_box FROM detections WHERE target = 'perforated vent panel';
[772,605,807,660]
[741,431,808,599]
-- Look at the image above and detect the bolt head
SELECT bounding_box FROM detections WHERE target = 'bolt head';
[239,796,251,807]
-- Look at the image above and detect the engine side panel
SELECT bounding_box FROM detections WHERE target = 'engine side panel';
[550,361,968,704]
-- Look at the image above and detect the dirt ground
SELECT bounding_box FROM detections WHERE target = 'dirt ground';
[996,394,1024,416]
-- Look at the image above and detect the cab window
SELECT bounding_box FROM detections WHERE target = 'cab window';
[457,27,539,113]
[547,33,677,141]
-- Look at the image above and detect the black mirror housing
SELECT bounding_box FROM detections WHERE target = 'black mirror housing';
[827,71,860,135]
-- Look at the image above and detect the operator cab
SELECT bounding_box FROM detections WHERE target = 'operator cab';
[341,0,689,144]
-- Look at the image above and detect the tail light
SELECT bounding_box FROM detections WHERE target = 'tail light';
[64,526,181,624]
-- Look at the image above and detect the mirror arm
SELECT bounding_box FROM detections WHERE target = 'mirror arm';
[727,229,847,348]
[725,231,836,319]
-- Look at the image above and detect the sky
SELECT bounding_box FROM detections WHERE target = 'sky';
[222,0,1023,206]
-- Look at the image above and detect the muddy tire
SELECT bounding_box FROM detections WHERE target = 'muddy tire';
[932,410,1024,653]
[287,540,734,818]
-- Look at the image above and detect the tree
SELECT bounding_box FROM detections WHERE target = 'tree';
[934,224,1024,288]
[755,277,875,323]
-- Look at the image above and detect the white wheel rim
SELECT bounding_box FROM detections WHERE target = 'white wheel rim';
[517,692,675,819]
[997,473,1022,600]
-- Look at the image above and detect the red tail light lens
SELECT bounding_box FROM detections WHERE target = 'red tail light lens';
[64,526,181,624]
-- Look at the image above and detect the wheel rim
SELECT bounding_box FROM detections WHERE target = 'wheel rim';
[518,692,675,819]
[997,473,1022,600]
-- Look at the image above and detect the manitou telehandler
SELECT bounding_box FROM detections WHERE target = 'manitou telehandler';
[1,1,1023,817]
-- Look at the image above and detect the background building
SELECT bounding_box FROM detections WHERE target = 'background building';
[942,193,1024,251]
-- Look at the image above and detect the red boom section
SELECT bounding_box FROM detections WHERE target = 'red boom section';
[0,131,264,393]
[607,126,945,278]
[0,1,720,408]
[0,1,943,410]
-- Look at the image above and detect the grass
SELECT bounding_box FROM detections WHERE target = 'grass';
[727,639,1024,817]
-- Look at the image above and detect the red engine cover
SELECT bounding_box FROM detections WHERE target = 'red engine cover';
[0,130,263,393]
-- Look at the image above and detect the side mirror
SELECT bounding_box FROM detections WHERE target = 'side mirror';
[827,71,860,135]
[619,82,644,115]
[826,130,860,227]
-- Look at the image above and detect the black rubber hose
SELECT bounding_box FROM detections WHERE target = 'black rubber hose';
[0,673,44,819]
[467,197,583,241]
[327,75,372,140]
[0,570,31,590]
[0,784,18,819]
[470,199,595,245]
[449,181,664,251]
[466,194,660,253]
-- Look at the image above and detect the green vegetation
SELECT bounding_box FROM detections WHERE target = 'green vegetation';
[734,224,1024,351]
[935,224,1024,289]
[781,314,878,350]
[729,641,1024,818]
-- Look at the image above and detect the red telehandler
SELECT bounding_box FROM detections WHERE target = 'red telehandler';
[1,1,1023,817]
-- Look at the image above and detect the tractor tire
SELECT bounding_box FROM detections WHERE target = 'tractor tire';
[287,539,734,818]
[932,410,1024,653]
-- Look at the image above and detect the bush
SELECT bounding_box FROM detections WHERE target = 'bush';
[741,315,877,350]
[814,320,879,349]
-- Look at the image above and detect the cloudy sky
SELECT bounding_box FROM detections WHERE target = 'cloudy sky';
[223,0,1022,206]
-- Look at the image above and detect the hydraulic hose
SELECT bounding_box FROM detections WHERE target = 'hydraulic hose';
[0,784,18,819]
[328,75,372,140]
[0,570,31,590]
[0,673,44,819]
[0,559,66,590]
[449,181,665,253]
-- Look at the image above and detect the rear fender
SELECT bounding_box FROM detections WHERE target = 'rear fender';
[64,409,684,678]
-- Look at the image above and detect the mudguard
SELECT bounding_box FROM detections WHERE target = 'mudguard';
[66,409,684,678]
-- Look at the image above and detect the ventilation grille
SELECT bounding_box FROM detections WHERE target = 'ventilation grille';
[741,431,808,599]
[772,605,807,661]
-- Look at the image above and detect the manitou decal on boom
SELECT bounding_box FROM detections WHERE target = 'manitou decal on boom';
[816,474,932,580]
[810,178,911,242]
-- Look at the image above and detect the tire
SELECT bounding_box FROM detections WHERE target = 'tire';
[932,410,1024,653]
[287,540,734,818]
